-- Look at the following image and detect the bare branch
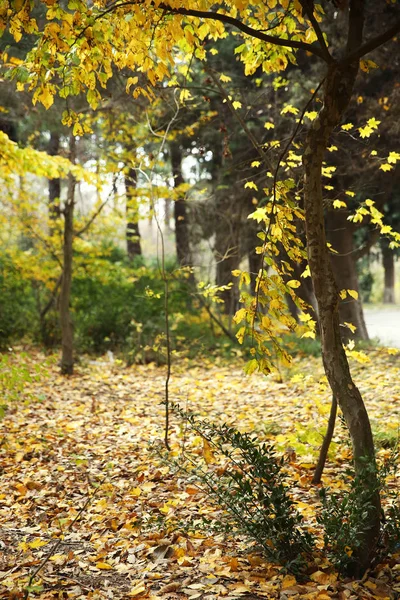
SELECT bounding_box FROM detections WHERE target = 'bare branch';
[299,0,333,63]
[40,274,62,319]
[341,19,400,65]
[74,195,112,237]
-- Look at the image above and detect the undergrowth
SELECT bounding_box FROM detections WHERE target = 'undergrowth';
[168,405,400,577]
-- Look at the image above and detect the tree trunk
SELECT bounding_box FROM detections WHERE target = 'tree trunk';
[60,135,75,375]
[327,209,369,340]
[312,395,337,485]
[303,63,380,576]
[125,166,142,260]
[170,142,192,267]
[48,131,61,226]
[382,242,395,303]
[165,198,172,229]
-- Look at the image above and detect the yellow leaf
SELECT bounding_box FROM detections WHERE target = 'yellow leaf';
[360,59,378,72]
[244,181,258,190]
[179,89,191,103]
[281,104,299,115]
[304,111,318,121]
[264,121,275,129]
[301,331,315,339]
[232,100,242,110]
[344,321,357,333]
[251,160,261,168]
[202,438,215,464]
[367,117,380,129]
[220,73,231,82]
[129,581,146,596]
[73,122,84,137]
[388,151,400,164]
[388,348,399,355]
[347,289,358,300]
[50,554,67,565]
[287,279,300,288]
[281,574,297,589]
[29,539,48,549]
[380,163,393,172]
[359,125,373,138]
[333,199,346,209]
[310,570,337,585]
[339,290,347,300]
[96,562,113,570]
[341,123,353,131]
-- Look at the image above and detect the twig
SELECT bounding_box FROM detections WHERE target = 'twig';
[24,475,107,599]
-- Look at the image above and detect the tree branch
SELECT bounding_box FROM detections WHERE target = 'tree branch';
[40,274,63,319]
[74,195,112,237]
[341,19,400,65]
[159,3,327,59]
[94,1,327,60]
[300,0,333,63]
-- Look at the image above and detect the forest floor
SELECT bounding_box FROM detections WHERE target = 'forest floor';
[1,347,400,600]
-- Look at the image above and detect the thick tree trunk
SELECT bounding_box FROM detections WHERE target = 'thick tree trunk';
[125,167,142,260]
[382,243,395,303]
[327,209,368,340]
[303,63,380,575]
[60,135,75,375]
[48,131,61,226]
[170,142,192,267]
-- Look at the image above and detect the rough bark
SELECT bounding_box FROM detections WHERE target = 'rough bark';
[327,209,369,340]
[125,167,142,260]
[60,135,75,375]
[48,131,61,226]
[303,62,380,575]
[170,142,192,267]
[382,242,395,303]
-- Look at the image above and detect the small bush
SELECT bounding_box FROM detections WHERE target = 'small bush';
[171,405,315,574]
[318,452,400,574]
[318,466,378,574]
[0,255,37,348]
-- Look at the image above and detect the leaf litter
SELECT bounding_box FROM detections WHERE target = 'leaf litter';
[1,348,400,599]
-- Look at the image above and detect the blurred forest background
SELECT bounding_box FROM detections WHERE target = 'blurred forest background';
[1,4,399,369]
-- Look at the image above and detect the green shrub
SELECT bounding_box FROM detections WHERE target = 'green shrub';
[170,405,315,574]
[318,453,400,574]
[72,258,196,358]
[0,352,50,418]
[0,255,37,348]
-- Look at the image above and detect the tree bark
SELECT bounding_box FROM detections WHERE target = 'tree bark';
[125,166,142,260]
[170,142,192,267]
[327,209,369,340]
[303,62,380,576]
[48,131,61,226]
[60,135,75,375]
[382,242,395,303]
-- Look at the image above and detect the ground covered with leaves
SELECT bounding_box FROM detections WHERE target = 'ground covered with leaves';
[1,348,400,600]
